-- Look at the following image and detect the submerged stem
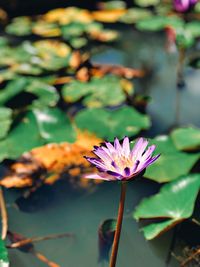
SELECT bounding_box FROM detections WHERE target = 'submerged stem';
[0,187,8,240]
[33,250,60,267]
[175,47,185,126]
[109,182,127,267]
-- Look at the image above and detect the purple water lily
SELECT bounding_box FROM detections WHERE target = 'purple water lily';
[174,0,198,12]
[84,137,160,181]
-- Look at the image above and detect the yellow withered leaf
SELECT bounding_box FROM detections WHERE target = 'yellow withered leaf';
[0,131,103,189]
[34,40,71,58]
[43,7,93,25]
[92,9,126,23]
[32,21,61,37]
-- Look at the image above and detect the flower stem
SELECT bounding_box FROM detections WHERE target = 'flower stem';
[109,182,127,267]
[175,47,185,126]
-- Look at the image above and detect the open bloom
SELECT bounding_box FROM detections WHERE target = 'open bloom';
[174,0,198,12]
[84,137,160,181]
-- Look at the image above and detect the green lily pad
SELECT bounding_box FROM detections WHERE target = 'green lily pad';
[0,40,72,75]
[75,106,150,140]
[0,108,12,140]
[101,1,126,9]
[0,78,28,106]
[119,8,152,24]
[176,30,195,48]
[6,16,32,36]
[136,16,168,31]
[186,21,200,38]
[135,0,160,7]
[0,78,59,108]
[0,70,18,83]
[136,16,183,31]
[26,80,59,107]
[32,108,76,143]
[171,126,200,151]
[0,41,34,69]
[173,21,200,48]
[133,173,200,240]
[70,37,88,49]
[61,22,86,39]
[62,75,133,108]
[0,239,9,266]
[194,2,200,12]
[13,63,42,76]
[0,108,76,161]
[0,37,8,47]
[33,40,71,71]
[144,136,200,182]
[32,21,61,37]
[61,21,118,45]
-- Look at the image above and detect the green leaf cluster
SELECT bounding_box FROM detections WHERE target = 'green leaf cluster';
[133,128,200,239]
[62,75,133,108]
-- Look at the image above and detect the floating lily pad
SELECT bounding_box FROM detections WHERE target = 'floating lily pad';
[0,108,76,161]
[26,80,59,107]
[0,40,72,76]
[0,78,59,108]
[186,21,200,38]
[144,136,200,182]
[101,1,126,10]
[33,40,71,71]
[70,37,88,49]
[0,108,12,139]
[32,108,76,143]
[6,16,32,36]
[0,70,18,84]
[75,106,150,140]
[194,2,200,12]
[136,16,168,31]
[171,127,200,151]
[6,7,119,47]
[92,10,126,23]
[43,7,93,25]
[176,30,195,48]
[13,64,42,76]
[133,174,200,240]
[62,75,133,108]
[0,239,9,266]
[135,0,160,7]
[0,78,28,105]
[120,8,152,24]
[61,22,87,39]
[32,21,61,37]
[0,41,34,68]
[136,16,183,31]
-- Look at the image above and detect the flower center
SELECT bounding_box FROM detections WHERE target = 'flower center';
[109,154,133,174]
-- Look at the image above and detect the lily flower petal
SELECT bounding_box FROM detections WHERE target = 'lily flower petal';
[84,137,160,182]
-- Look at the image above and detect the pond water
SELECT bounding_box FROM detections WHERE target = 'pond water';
[4,26,200,267]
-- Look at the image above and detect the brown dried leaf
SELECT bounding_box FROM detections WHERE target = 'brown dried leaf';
[91,63,145,79]
[0,8,7,22]
[76,67,90,82]
[0,131,102,189]
[0,176,33,188]
[69,51,89,70]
